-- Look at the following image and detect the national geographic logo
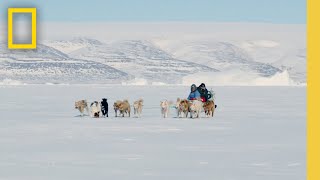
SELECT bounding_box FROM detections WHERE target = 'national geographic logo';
[7,8,37,49]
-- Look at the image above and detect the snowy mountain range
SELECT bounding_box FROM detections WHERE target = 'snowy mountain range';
[0,42,130,84]
[0,23,306,85]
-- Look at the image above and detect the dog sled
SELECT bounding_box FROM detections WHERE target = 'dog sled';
[172,89,217,119]
[207,89,215,101]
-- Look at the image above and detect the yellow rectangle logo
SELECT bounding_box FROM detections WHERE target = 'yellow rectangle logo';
[8,8,37,49]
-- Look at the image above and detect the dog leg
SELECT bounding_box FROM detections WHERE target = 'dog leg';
[85,107,89,116]
[162,109,167,118]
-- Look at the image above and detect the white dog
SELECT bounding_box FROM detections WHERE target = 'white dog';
[160,100,170,118]
[133,99,144,117]
[90,101,101,118]
[189,100,203,118]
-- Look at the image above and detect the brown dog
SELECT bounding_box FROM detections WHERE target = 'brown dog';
[203,100,215,117]
[113,100,122,117]
[118,100,131,117]
[178,99,190,118]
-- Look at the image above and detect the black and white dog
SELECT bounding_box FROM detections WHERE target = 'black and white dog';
[101,98,109,117]
[90,101,101,118]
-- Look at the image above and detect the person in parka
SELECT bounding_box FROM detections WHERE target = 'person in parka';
[187,84,201,101]
[197,83,211,102]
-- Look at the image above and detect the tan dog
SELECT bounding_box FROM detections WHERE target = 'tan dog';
[160,100,170,118]
[113,100,123,117]
[175,98,181,117]
[133,99,143,117]
[75,100,89,116]
[189,100,203,118]
[119,100,131,117]
[203,100,215,117]
[178,99,190,118]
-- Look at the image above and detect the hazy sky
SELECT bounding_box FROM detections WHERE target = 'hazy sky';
[1,0,306,23]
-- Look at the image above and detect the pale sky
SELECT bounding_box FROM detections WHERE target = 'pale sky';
[1,0,306,24]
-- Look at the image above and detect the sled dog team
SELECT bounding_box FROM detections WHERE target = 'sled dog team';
[75,98,215,118]
[75,98,144,118]
[161,98,215,118]
[75,83,216,118]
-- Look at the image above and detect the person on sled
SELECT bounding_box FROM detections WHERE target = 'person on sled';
[187,84,201,101]
[197,83,211,102]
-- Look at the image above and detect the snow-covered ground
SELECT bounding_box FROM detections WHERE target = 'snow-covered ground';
[0,85,305,180]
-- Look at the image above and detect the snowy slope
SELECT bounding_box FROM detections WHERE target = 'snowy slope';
[152,39,305,84]
[0,43,130,84]
[44,36,305,85]
[0,23,305,85]
[45,38,217,84]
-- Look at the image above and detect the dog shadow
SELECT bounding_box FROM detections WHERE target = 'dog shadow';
[74,114,90,118]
